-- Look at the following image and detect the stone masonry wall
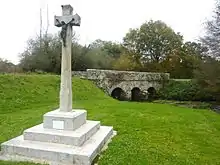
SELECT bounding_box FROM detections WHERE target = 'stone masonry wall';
[73,69,169,80]
[72,69,170,99]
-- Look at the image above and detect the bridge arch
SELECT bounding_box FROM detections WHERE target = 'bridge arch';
[147,87,157,100]
[131,87,142,101]
[111,87,126,101]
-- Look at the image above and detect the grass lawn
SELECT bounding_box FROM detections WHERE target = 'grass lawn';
[0,74,220,165]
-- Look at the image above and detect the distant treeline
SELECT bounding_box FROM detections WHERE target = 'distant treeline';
[1,1,220,102]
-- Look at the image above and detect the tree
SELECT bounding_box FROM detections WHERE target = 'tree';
[85,47,114,69]
[122,20,206,78]
[201,0,220,58]
[194,57,220,102]
[112,53,141,71]
[195,0,220,102]
[19,34,62,73]
[102,41,123,59]
[123,20,183,63]
[72,44,95,71]
[89,39,123,59]
[163,42,206,78]
[19,34,88,73]
[84,39,123,70]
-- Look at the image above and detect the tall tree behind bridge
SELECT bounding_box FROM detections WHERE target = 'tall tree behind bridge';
[121,20,204,78]
[84,39,122,69]
[123,20,183,64]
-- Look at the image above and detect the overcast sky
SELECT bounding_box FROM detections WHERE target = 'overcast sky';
[0,0,215,64]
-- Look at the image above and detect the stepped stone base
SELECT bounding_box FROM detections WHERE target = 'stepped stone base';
[24,121,100,146]
[0,109,116,165]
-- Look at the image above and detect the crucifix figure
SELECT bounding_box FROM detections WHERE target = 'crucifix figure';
[54,5,81,112]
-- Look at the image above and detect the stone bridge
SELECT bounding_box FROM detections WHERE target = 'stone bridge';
[73,69,170,101]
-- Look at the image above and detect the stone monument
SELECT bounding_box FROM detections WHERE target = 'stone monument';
[0,5,115,165]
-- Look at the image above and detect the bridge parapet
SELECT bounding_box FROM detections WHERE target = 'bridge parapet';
[73,69,170,81]
[72,71,88,79]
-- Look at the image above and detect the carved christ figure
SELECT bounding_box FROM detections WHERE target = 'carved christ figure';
[54,5,81,47]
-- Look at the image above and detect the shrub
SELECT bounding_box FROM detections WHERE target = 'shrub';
[158,80,215,102]
[194,58,220,103]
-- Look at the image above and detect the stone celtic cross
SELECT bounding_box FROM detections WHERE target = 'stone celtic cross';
[54,5,81,112]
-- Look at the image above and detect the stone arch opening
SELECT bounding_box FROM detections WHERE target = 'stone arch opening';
[131,87,142,101]
[111,88,126,101]
[147,87,157,101]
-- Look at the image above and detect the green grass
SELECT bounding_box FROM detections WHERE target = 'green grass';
[0,74,220,165]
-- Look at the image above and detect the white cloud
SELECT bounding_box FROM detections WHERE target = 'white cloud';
[0,0,215,64]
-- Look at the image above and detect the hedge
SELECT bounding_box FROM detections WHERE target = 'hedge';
[158,80,215,102]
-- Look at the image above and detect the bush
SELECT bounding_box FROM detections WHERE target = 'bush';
[158,80,215,102]
[194,58,220,103]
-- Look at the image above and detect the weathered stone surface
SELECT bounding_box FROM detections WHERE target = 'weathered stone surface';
[84,69,169,81]
[43,109,87,131]
[24,120,100,146]
[1,126,113,165]
[73,69,170,100]
[56,5,81,112]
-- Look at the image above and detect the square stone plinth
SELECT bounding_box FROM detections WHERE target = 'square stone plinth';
[43,109,86,131]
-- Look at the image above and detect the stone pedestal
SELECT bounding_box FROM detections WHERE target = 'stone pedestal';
[43,109,87,131]
[0,109,115,165]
